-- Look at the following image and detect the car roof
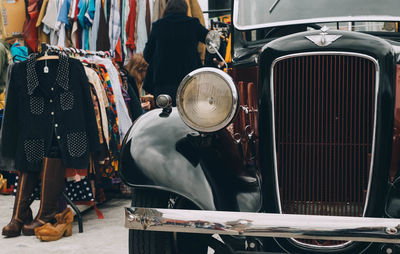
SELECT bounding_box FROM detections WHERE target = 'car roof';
[233,0,400,30]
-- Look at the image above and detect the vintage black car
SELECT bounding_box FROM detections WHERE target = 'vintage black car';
[120,0,400,253]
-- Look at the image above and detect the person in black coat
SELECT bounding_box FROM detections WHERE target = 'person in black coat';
[143,0,209,106]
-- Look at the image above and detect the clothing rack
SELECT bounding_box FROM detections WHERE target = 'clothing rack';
[32,44,115,233]
[40,43,114,58]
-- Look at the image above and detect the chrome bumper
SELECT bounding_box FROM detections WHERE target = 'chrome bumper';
[125,207,400,244]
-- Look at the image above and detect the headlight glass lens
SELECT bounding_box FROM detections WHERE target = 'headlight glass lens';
[177,68,238,132]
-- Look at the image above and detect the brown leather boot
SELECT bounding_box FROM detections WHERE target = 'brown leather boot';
[22,158,65,236]
[2,172,39,237]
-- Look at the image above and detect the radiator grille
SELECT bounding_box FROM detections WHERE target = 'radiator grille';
[272,54,376,247]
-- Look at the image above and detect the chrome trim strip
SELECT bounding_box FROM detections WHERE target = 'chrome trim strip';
[176,67,239,133]
[125,207,400,244]
[233,13,400,31]
[269,51,380,250]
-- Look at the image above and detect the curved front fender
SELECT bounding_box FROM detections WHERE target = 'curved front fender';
[119,108,217,210]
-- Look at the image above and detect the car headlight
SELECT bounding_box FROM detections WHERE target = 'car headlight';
[176,67,238,133]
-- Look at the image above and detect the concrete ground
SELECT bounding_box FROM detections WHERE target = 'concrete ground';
[0,194,130,254]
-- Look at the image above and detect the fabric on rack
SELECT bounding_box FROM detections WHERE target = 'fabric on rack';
[1,55,100,172]
[97,2,111,51]
[42,0,61,45]
[0,42,9,93]
[69,0,77,19]
[89,85,104,145]
[84,67,110,148]
[85,0,96,50]
[109,0,121,52]
[114,38,123,63]
[89,0,101,51]
[125,0,136,50]
[57,23,67,48]
[106,0,112,22]
[120,0,130,57]
[55,0,66,46]
[22,0,40,52]
[0,91,4,109]
[186,0,206,64]
[57,0,71,28]
[96,66,120,152]
[36,0,50,50]
[91,57,132,139]
[77,0,90,50]
[71,21,79,48]
[88,0,96,21]
[94,66,120,178]
[152,0,166,22]
[57,0,72,48]
[145,0,151,36]
[65,177,94,202]
[135,0,148,53]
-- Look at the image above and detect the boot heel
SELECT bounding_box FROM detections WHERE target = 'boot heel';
[64,224,72,237]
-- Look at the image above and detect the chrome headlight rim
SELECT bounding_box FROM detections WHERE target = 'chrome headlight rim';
[176,67,239,133]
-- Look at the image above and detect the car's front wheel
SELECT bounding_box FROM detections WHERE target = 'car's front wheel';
[129,188,232,254]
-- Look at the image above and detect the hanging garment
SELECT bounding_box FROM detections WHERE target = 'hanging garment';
[151,0,166,22]
[89,57,132,139]
[0,42,9,93]
[22,0,40,51]
[84,67,110,148]
[120,0,130,58]
[125,0,136,50]
[145,0,151,36]
[77,0,90,50]
[41,0,61,45]
[89,85,104,145]
[0,91,4,109]
[93,66,121,178]
[89,0,101,51]
[108,0,121,52]
[135,0,148,53]
[186,0,206,64]
[36,0,50,50]
[1,54,100,172]
[57,0,71,28]
[97,2,111,51]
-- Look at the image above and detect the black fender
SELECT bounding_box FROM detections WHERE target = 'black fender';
[119,108,262,212]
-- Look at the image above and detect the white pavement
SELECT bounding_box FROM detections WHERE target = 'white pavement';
[0,195,130,254]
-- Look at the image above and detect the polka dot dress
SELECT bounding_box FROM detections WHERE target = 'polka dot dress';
[65,179,94,202]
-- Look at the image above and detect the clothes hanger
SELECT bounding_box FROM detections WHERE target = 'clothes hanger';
[37,47,59,61]
[36,45,60,73]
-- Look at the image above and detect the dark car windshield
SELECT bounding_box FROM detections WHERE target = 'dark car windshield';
[241,22,399,43]
[233,0,400,30]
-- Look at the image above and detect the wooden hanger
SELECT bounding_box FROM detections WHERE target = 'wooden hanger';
[37,45,60,61]
[37,54,59,61]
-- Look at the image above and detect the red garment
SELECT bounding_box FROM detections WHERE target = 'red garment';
[74,0,80,21]
[75,0,81,48]
[22,0,40,51]
[114,38,122,62]
[125,0,136,50]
